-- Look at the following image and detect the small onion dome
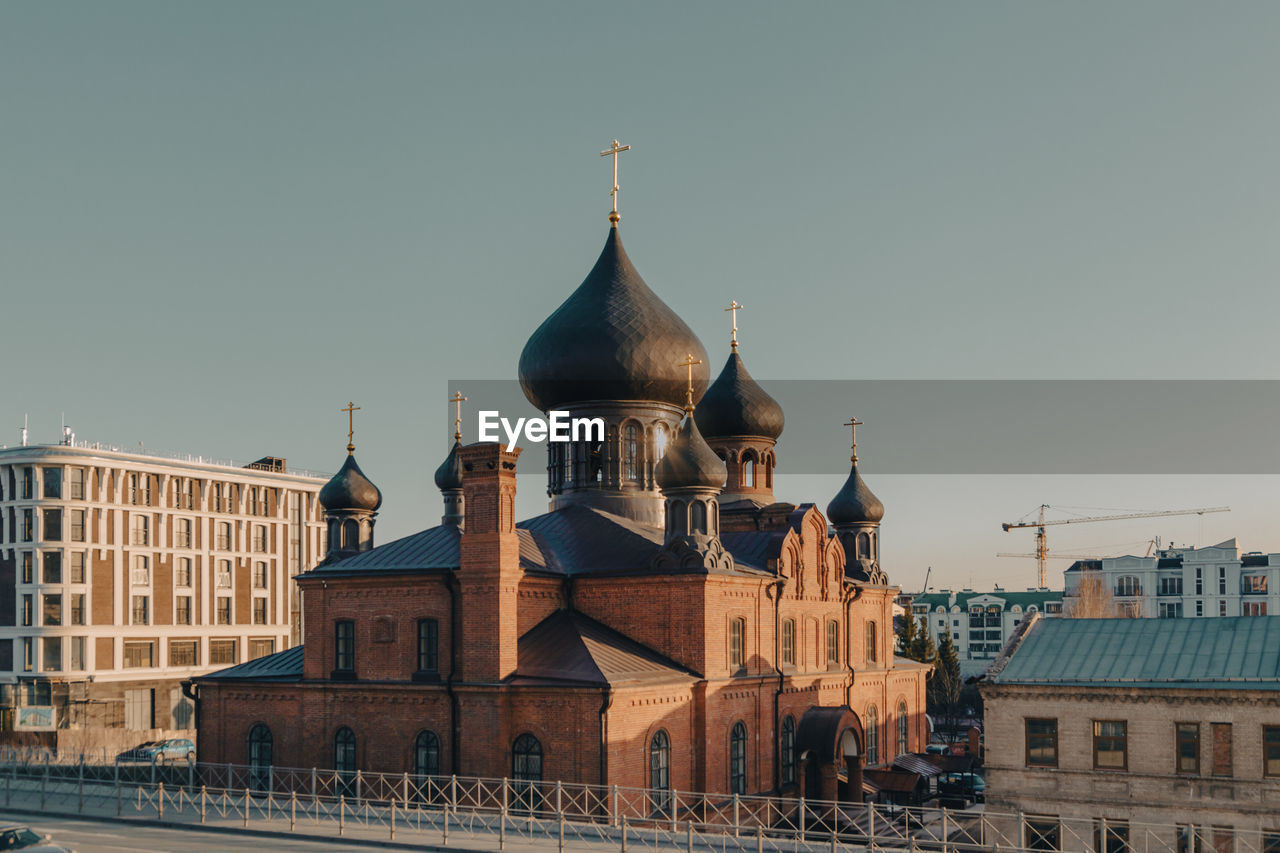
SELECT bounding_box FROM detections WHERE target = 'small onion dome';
[519,228,709,412]
[655,415,727,492]
[433,439,464,491]
[694,351,785,441]
[319,453,383,513]
[826,463,884,524]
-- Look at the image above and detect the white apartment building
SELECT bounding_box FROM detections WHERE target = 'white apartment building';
[908,588,1064,678]
[1064,538,1277,620]
[0,439,326,744]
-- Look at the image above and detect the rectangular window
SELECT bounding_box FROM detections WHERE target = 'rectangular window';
[252,525,267,552]
[1218,567,1227,595]
[1093,720,1127,770]
[1242,573,1268,594]
[1194,567,1203,595]
[175,518,192,548]
[70,636,85,671]
[21,509,33,542]
[71,594,85,626]
[42,594,62,626]
[20,552,33,584]
[42,467,61,499]
[132,554,150,586]
[21,638,33,672]
[216,560,232,589]
[781,619,795,666]
[1219,600,1228,617]
[1195,600,1203,617]
[249,639,274,660]
[131,514,149,546]
[1026,718,1058,767]
[1096,820,1130,853]
[826,620,839,663]
[217,521,232,550]
[334,620,355,672]
[216,597,231,625]
[22,595,33,627]
[41,636,61,671]
[176,596,192,625]
[1243,602,1268,617]
[252,598,268,625]
[1158,575,1183,596]
[209,640,237,665]
[729,617,745,669]
[1264,726,1280,778]
[21,467,34,499]
[253,562,268,589]
[131,595,149,625]
[169,641,197,667]
[1176,723,1199,774]
[417,618,439,672]
[176,558,192,588]
[1159,601,1183,619]
[69,509,86,542]
[69,467,85,500]
[42,551,62,583]
[865,620,878,664]
[70,551,86,584]
[1025,817,1061,852]
[123,641,155,668]
[1211,722,1232,777]
[41,508,62,541]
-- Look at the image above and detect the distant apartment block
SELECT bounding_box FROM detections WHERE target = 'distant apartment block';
[1066,538,1277,619]
[0,439,326,741]
[908,588,1063,677]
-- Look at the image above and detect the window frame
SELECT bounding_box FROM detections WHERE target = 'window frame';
[416,618,439,674]
[334,619,356,675]
[1092,719,1128,771]
[1265,726,1280,779]
[1025,718,1059,768]
[729,616,746,670]
[781,618,795,667]
[729,721,747,794]
[1175,722,1199,775]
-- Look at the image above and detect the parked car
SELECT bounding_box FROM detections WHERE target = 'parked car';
[938,771,985,802]
[924,743,947,755]
[115,738,195,764]
[0,823,75,852]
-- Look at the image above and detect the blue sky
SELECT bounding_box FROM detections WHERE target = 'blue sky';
[4,2,1279,590]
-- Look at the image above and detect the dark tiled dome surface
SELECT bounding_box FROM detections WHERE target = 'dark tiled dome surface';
[826,463,884,524]
[519,228,709,412]
[655,416,727,491]
[434,439,464,491]
[319,453,383,512]
[695,351,784,440]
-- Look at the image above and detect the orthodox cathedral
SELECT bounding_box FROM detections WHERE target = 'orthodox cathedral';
[193,167,930,802]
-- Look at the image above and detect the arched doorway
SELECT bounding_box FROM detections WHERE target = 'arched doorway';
[795,706,865,803]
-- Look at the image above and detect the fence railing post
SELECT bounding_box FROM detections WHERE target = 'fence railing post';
[500,782,507,852]
[866,800,873,847]
[78,756,84,813]
[158,782,165,820]
[443,797,450,846]
[244,788,250,827]
[733,793,740,838]
[687,820,694,852]
[611,783,619,828]
[290,790,296,831]
[621,814,628,853]
[942,806,950,853]
[339,793,345,836]
[798,795,806,839]
[757,824,764,853]
[672,788,679,833]
[200,785,206,823]
[41,757,47,810]
[390,799,396,840]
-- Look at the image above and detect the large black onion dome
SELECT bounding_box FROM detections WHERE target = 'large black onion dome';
[433,439,464,491]
[827,463,884,524]
[655,415,727,491]
[519,228,709,411]
[695,351,785,440]
[320,454,383,512]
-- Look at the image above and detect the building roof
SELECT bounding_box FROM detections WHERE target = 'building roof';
[987,615,1280,690]
[912,589,1062,611]
[514,610,699,686]
[517,226,709,412]
[826,462,884,525]
[319,453,382,512]
[694,350,784,441]
[197,645,304,682]
[654,415,727,492]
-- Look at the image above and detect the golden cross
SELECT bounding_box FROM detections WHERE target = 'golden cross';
[341,402,361,454]
[843,417,864,464]
[679,353,703,413]
[448,391,467,442]
[725,300,744,352]
[600,138,631,225]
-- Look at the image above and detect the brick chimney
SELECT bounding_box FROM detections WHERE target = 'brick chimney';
[457,442,522,683]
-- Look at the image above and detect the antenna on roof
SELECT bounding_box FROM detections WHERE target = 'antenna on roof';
[20,414,28,447]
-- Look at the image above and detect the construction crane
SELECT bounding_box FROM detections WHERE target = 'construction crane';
[1001,505,1230,588]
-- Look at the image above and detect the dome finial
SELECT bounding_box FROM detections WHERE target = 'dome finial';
[724,300,743,352]
[843,416,863,464]
[679,353,703,414]
[448,390,467,443]
[341,401,361,455]
[600,138,631,226]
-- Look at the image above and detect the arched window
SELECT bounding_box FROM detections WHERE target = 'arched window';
[342,518,358,549]
[414,730,440,778]
[896,701,909,757]
[248,724,272,790]
[865,621,878,664]
[781,619,795,666]
[764,456,773,488]
[690,500,706,533]
[742,456,755,488]
[669,499,686,534]
[649,730,671,812]
[334,727,357,795]
[780,716,797,785]
[730,617,746,669]
[654,424,668,461]
[865,706,879,766]
[512,733,542,781]
[857,531,870,559]
[624,424,640,482]
[729,722,747,794]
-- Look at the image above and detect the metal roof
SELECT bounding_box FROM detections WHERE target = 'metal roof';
[988,615,1280,690]
[198,645,303,681]
[515,610,698,686]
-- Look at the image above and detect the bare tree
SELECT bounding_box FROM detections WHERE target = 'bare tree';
[1066,572,1122,618]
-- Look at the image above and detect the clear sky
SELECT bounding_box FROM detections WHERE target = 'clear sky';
[4,2,1279,591]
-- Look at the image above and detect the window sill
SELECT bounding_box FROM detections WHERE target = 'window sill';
[330,670,357,681]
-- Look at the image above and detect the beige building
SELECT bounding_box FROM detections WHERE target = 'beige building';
[980,614,1280,851]
[0,438,326,748]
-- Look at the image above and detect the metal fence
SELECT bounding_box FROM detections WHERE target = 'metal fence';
[0,750,1272,853]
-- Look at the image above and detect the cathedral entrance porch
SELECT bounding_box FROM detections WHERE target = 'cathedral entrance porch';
[796,706,864,804]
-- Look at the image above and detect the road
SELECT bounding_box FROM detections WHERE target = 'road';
[6,814,411,853]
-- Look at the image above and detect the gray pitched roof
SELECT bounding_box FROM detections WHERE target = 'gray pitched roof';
[988,615,1280,690]
[198,645,303,681]
[515,610,699,686]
